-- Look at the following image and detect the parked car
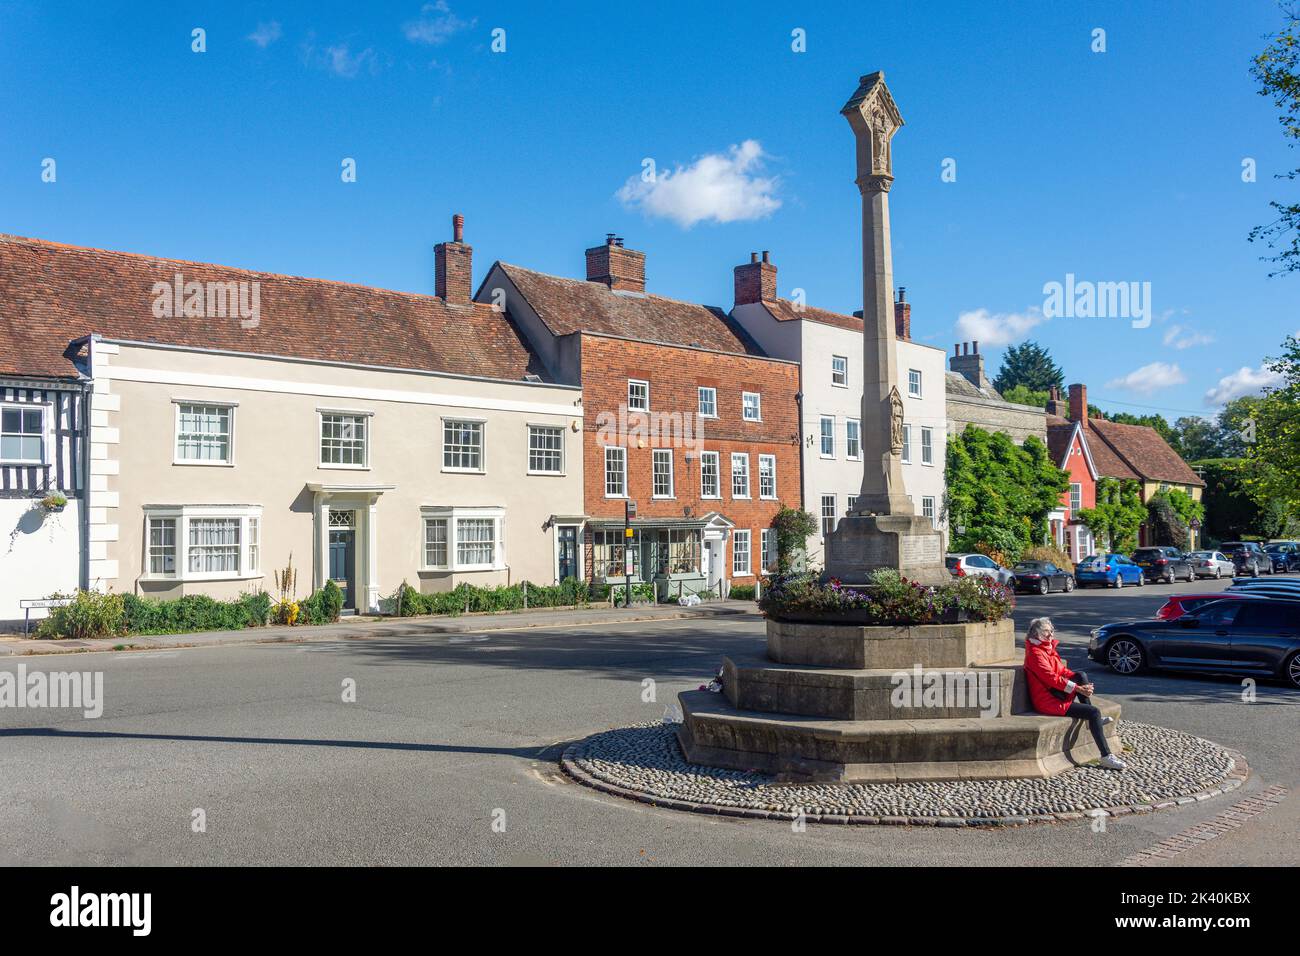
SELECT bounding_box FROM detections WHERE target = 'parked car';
[1074,553,1144,589]
[1220,541,1273,577]
[1154,592,1268,621]
[1131,546,1196,584]
[1010,560,1075,594]
[1186,550,1235,579]
[1264,541,1300,573]
[945,553,1014,585]
[1228,578,1300,600]
[1089,597,1300,688]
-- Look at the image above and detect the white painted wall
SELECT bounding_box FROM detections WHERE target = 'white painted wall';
[0,498,81,624]
[731,303,948,567]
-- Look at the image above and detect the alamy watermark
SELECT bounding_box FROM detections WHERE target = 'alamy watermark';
[594,404,705,457]
[890,665,999,718]
[0,664,103,718]
[1042,273,1151,329]
[151,272,261,329]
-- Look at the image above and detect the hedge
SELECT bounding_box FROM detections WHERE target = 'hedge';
[392,577,591,617]
[728,583,757,600]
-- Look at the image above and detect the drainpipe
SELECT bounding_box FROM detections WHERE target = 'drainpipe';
[77,377,92,592]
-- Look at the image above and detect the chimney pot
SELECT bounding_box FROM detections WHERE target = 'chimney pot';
[452,213,464,243]
[897,286,906,303]
[973,340,979,354]
[750,252,759,263]
[761,250,770,263]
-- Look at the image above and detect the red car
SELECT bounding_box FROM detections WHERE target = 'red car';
[1154,592,1266,621]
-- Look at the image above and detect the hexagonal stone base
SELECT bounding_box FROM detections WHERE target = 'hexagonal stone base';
[766,618,1015,669]
[723,653,1029,720]
[676,690,1123,783]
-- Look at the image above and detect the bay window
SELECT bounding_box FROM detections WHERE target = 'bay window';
[142,506,263,581]
[420,506,506,572]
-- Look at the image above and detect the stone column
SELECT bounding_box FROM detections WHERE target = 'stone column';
[825,72,948,587]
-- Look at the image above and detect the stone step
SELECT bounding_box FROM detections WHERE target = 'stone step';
[677,689,1123,783]
[767,617,1015,669]
[723,653,1029,720]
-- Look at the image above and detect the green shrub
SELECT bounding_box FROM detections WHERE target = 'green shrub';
[390,577,592,617]
[609,582,655,606]
[299,580,345,625]
[120,591,271,635]
[728,583,756,600]
[36,590,125,640]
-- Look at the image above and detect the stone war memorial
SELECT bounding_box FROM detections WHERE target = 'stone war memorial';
[563,72,1241,824]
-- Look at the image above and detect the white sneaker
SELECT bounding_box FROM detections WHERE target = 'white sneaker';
[1101,716,1115,726]
[1099,754,1127,771]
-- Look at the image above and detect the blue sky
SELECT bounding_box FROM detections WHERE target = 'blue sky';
[2,1,1296,420]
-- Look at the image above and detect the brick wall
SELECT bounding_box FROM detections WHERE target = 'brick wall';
[579,333,801,581]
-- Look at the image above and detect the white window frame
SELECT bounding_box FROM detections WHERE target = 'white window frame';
[627,379,650,411]
[700,451,721,499]
[819,415,835,459]
[730,453,750,499]
[141,505,264,582]
[760,528,776,573]
[604,446,628,498]
[908,368,922,398]
[526,423,565,475]
[732,529,752,577]
[420,506,506,572]
[921,496,936,526]
[442,417,486,473]
[318,409,371,470]
[652,448,674,498]
[742,392,762,422]
[846,418,861,461]
[758,454,777,499]
[831,355,849,388]
[0,401,48,465]
[697,386,718,419]
[901,423,912,464]
[820,494,837,538]
[921,426,934,466]
[1070,483,1082,515]
[173,400,236,466]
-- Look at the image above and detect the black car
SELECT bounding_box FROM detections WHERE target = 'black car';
[1010,560,1075,594]
[1088,597,1300,688]
[1220,541,1273,577]
[1131,546,1196,584]
[1265,541,1300,573]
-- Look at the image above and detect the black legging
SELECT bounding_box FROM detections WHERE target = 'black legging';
[1064,671,1111,757]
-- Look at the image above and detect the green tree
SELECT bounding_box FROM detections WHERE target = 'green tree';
[1244,336,1300,515]
[944,427,1069,561]
[1076,477,1146,553]
[1146,488,1204,548]
[992,341,1065,394]
[770,505,819,575]
[998,384,1050,408]
[1249,4,1300,274]
[1173,416,1228,460]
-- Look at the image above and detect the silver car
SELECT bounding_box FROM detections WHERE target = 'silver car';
[945,553,1014,585]
[1188,550,1234,579]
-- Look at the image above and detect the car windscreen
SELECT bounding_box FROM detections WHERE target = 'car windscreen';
[1014,562,1043,571]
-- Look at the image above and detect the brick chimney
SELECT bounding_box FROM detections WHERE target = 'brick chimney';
[894,286,911,341]
[435,213,473,303]
[586,234,646,293]
[734,250,777,305]
[1068,383,1088,424]
[949,341,987,389]
[1045,385,1067,418]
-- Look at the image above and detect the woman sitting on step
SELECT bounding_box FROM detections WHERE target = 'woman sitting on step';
[1023,617,1126,771]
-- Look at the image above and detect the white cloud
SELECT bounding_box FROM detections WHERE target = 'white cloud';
[247,21,282,48]
[1105,362,1187,394]
[952,307,1045,347]
[616,140,781,228]
[403,2,473,45]
[1204,364,1283,405]
[1162,324,1214,350]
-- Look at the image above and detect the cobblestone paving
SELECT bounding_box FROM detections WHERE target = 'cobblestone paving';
[563,720,1245,826]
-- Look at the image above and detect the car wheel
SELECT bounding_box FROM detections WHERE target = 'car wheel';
[1065,576,1075,592]
[1214,567,1222,579]
[1186,568,1195,582]
[1036,578,1049,595]
[1284,652,1300,691]
[1138,572,1146,587]
[1164,570,1175,584]
[1113,573,1122,589]
[1252,565,1260,578]
[1107,638,1145,675]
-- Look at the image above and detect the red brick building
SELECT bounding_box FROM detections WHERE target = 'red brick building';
[477,237,801,597]
[1045,387,1099,562]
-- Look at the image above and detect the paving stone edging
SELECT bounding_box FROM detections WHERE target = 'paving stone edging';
[559,726,1249,828]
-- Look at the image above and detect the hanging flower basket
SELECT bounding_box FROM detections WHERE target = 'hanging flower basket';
[39,493,68,514]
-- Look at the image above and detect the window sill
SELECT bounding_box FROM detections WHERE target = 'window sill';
[732,495,751,501]
[173,460,235,468]
[143,572,264,584]
[731,572,754,579]
[442,467,486,475]
[527,470,566,477]
[319,463,370,471]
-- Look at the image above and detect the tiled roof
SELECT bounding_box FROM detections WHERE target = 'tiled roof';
[945,370,1006,402]
[1045,416,1078,466]
[1086,417,1205,487]
[760,298,864,333]
[0,234,548,382]
[495,263,763,355]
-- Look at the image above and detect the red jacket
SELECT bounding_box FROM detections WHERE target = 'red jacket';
[1024,634,1078,716]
